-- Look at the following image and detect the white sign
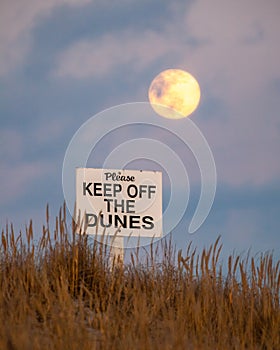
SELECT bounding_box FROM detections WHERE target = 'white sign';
[76,168,162,237]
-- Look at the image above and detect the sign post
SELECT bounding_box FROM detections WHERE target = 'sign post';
[76,168,162,263]
[110,236,124,265]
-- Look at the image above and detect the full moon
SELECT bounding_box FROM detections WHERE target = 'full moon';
[148,69,201,119]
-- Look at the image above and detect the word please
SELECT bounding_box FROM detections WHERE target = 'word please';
[104,172,135,182]
[83,182,156,199]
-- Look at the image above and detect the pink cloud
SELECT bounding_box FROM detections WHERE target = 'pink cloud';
[0,0,90,76]
[54,30,175,79]
[0,161,54,205]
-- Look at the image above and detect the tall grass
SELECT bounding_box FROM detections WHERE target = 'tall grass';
[0,205,279,349]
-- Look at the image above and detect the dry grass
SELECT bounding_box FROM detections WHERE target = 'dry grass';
[0,205,279,349]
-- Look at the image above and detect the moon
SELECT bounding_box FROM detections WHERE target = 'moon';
[148,69,201,119]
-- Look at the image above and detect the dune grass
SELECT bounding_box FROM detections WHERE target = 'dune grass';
[0,205,279,349]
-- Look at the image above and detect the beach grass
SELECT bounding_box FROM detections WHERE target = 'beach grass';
[0,205,279,349]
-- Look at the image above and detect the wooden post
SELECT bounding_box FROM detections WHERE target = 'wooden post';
[110,236,124,267]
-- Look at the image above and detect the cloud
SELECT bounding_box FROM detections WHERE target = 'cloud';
[2,0,280,189]
[53,0,280,93]
[0,122,66,208]
[183,0,280,104]
[52,0,280,121]
[0,129,24,161]
[54,30,175,79]
[0,0,90,76]
[32,118,69,146]
[52,0,280,186]
[183,0,280,186]
[0,161,54,206]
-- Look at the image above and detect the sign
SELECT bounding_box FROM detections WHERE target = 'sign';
[76,168,162,237]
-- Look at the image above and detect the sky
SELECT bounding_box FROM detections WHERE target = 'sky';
[1,0,280,259]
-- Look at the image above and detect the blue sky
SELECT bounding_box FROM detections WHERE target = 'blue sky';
[1,0,280,258]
